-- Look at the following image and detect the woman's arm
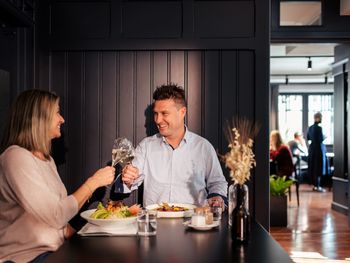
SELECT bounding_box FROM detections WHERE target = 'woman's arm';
[72,166,115,210]
[3,147,114,229]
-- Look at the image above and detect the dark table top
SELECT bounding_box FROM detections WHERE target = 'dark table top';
[45,217,293,263]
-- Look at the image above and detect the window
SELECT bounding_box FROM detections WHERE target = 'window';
[278,93,334,145]
[278,95,303,142]
[279,1,322,26]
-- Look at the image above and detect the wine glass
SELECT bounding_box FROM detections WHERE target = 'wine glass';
[111,137,135,167]
[107,137,135,188]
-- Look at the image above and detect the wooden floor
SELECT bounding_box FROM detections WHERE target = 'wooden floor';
[270,184,350,260]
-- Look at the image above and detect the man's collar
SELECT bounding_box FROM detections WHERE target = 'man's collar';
[160,126,190,145]
[183,125,190,143]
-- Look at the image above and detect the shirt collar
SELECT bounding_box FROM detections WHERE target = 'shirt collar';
[160,125,190,146]
[183,125,190,143]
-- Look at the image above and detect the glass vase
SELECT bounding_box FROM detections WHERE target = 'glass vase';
[229,183,250,243]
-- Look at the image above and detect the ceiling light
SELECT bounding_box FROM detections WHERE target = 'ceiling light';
[307,57,312,71]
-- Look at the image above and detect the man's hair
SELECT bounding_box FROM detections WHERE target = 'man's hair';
[314,112,322,119]
[1,89,59,159]
[153,83,187,108]
[294,131,302,138]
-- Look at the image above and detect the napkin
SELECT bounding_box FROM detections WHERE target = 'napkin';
[78,222,138,236]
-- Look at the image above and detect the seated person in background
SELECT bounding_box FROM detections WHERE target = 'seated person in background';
[270,130,294,178]
[118,84,228,210]
[288,131,309,182]
[0,90,115,263]
[288,131,308,162]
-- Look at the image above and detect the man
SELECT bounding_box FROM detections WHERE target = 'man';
[289,131,308,161]
[119,84,227,209]
[307,112,327,192]
[288,131,309,183]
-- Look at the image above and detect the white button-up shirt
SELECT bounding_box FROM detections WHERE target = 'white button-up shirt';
[121,129,227,207]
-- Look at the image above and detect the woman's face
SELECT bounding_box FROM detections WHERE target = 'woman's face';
[270,134,276,146]
[49,102,65,139]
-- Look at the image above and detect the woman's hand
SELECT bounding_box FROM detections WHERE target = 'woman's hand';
[88,166,115,189]
[64,223,76,239]
[121,164,139,188]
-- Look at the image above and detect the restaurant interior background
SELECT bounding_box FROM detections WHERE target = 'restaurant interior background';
[0,0,350,230]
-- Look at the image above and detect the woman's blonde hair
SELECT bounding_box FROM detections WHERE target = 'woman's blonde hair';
[270,130,283,151]
[1,89,59,159]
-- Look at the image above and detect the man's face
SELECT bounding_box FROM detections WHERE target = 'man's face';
[153,99,186,138]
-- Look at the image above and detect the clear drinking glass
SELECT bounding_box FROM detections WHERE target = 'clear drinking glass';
[137,209,157,236]
[211,201,222,221]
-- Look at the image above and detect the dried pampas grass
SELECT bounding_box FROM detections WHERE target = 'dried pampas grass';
[222,118,259,185]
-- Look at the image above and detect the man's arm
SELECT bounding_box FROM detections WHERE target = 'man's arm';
[204,143,228,209]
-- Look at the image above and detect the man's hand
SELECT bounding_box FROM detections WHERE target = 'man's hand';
[208,196,225,212]
[121,164,140,188]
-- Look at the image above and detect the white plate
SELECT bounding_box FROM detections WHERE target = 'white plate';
[187,221,220,231]
[80,209,137,229]
[146,203,196,218]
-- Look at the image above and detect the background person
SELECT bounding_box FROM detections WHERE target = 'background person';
[307,112,327,192]
[289,131,308,161]
[0,90,115,263]
[288,131,309,183]
[270,130,294,179]
[118,84,228,210]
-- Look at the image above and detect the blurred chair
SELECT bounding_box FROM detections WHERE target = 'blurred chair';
[289,156,300,206]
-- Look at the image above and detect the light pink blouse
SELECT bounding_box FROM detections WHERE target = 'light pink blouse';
[0,145,78,263]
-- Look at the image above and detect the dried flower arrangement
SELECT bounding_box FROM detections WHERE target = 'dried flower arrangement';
[222,118,260,185]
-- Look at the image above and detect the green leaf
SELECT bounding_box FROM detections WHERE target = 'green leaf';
[270,175,294,196]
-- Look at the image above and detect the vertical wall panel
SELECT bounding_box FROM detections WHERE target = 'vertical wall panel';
[101,52,118,166]
[153,51,168,89]
[119,52,135,139]
[51,52,68,186]
[170,51,185,87]
[238,51,255,119]
[136,51,151,142]
[204,51,220,149]
[221,50,238,152]
[187,51,202,135]
[84,52,100,178]
[67,52,83,192]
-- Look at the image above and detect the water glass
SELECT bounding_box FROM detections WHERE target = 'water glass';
[211,205,222,221]
[137,209,157,236]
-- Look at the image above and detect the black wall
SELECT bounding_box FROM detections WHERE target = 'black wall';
[0,27,35,103]
[20,0,270,228]
[333,45,350,222]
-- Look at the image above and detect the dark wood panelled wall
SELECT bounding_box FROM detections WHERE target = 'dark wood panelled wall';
[46,50,254,187]
[36,0,270,228]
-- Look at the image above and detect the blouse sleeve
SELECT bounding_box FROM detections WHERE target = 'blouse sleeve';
[2,147,78,229]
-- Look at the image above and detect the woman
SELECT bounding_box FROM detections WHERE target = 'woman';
[270,130,294,178]
[0,90,115,263]
[307,112,327,192]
